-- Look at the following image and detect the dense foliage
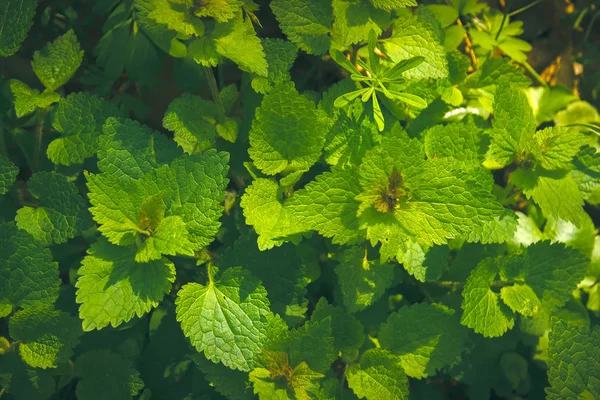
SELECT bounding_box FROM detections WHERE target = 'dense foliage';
[1,0,600,399]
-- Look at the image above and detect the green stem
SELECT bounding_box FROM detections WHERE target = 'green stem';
[521,61,548,87]
[32,109,49,173]
[495,0,514,41]
[207,263,215,285]
[507,0,545,17]
[204,66,225,122]
[584,9,600,42]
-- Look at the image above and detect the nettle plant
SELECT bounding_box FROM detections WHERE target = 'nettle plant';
[1,0,600,399]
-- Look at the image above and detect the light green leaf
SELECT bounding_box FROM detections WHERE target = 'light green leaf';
[461,258,515,337]
[0,223,60,310]
[10,79,60,118]
[134,0,188,57]
[176,267,271,371]
[531,126,588,171]
[331,0,389,49]
[240,178,305,250]
[251,38,298,94]
[287,167,364,245]
[249,84,329,175]
[500,284,540,317]
[75,350,144,400]
[379,303,468,378]
[192,0,242,22]
[135,215,195,262]
[324,112,376,167]
[162,93,219,154]
[48,92,120,165]
[0,0,37,57]
[214,14,267,76]
[32,30,84,91]
[271,0,333,55]
[423,118,485,166]
[546,322,600,399]
[134,0,203,38]
[368,0,417,8]
[335,246,395,313]
[16,172,87,245]
[75,238,176,331]
[0,154,18,195]
[382,15,448,80]
[346,349,409,400]
[9,305,82,369]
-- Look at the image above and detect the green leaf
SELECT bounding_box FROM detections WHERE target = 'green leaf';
[335,246,395,313]
[546,321,600,399]
[312,298,365,362]
[331,0,390,49]
[194,354,255,400]
[192,0,242,22]
[423,118,486,166]
[176,267,271,371]
[16,172,87,245]
[488,84,536,166]
[249,84,329,175]
[0,0,37,57]
[0,223,60,310]
[0,351,55,400]
[461,258,515,337]
[9,304,82,369]
[287,167,364,245]
[213,14,267,76]
[368,0,417,8]
[572,146,600,204]
[251,38,298,94]
[48,92,120,165]
[382,15,448,80]
[499,284,540,317]
[219,234,310,325]
[531,126,588,171]
[162,93,219,154]
[379,303,468,378]
[87,118,228,254]
[346,349,409,400]
[32,30,84,91]
[0,154,18,195]
[134,0,188,57]
[271,0,333,55]
[75,238,176,331]
[75,350,144,400]
[324,113,376,167]
[398,242,448,282]
[10,79,61,118]
[240,178,305,250]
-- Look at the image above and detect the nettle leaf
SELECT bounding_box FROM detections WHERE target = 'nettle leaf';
[86,118,229,259]
[546,321,600,399]
[16,172,88,245]
[331,0,390,49]
[163,93,219,154]
[75,350,144,400]
[32,30,84,92]
[9,304,82,369]
[134,0,188,58]
[0,154,18,195]
[379,303,468,378]
[48,92,120,165]
[219,234,310,324]
[240,178,305,250]
[461,258,515,338]
[0,0,37,57]
[213,14,267,76]
[0,351,55,400]
[249,84,329,175]
[191,0,242,22]
[252,38,298,94]
[75,238,176,331]
[176,267,271,371]
[346,349,409,400]
[10,79,61,118]
[271,0,333,55]
[287,166,364,245]
[0,223,60,310]
[423,118,486,166]
[335,246,395,313]
[324,113,376,167]
[368,0,417,8]
[382,15,448,80]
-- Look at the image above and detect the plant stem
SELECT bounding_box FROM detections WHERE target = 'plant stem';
[495,0,514,41]
[204,66,225,121]
[507,0,545,17]
[522,61,548,86]
[32,109,49,173]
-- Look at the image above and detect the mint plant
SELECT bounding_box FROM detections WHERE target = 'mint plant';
[1,0,600,399]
